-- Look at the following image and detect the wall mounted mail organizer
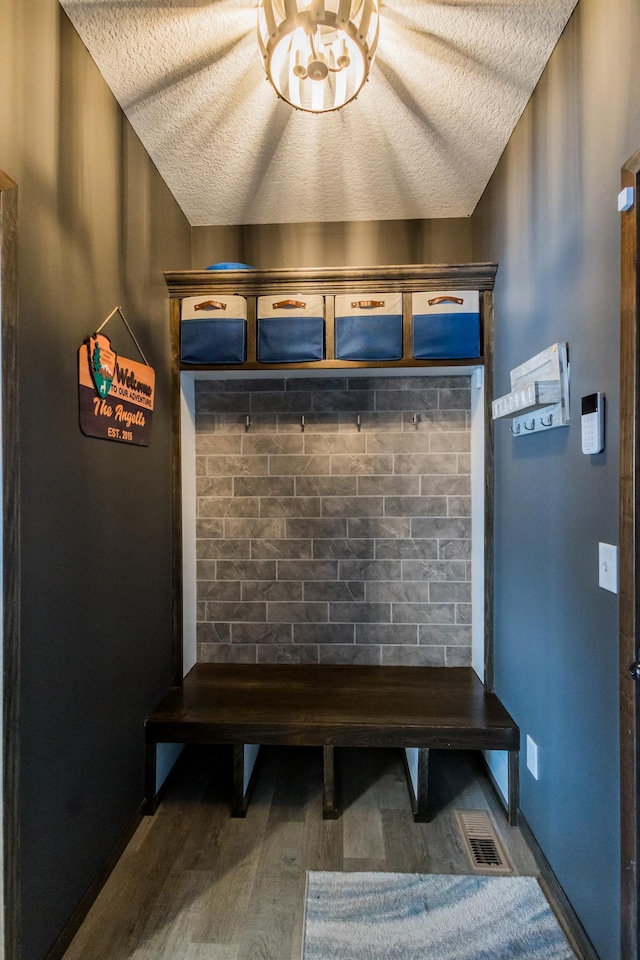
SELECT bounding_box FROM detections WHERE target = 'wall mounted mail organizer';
[167,265,495,371]
[492,342,570,435]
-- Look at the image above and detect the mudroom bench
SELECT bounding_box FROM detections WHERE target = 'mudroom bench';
[145,663,520,824]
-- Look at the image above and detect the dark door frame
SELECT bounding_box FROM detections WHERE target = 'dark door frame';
[0,168,20,960]
[619,148,640,960]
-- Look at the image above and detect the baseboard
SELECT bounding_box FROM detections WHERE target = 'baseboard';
[44,801,145,960]
[518,813,600,960]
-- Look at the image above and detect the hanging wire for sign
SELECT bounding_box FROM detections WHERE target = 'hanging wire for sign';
[96,306,150,366]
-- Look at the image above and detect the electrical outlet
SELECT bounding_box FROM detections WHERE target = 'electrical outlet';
[526,735,539,780]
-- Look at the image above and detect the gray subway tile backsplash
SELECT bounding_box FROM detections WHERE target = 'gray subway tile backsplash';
[348,517,411,539]
[295,475,357,497]
[365,581,431,603]
[294,622,355,644]
[357,475,420,496]
[374,390,439,411]
[199,643,257,663]
[304,580,366,602]
[375,539,438,560]
[194,376,472,666]
[242,434,304,456]
[321,496,384,518]
[197,580,241,601]
[216,559,277,580]
[235,476,295,497]
[260,497,321,518]
[329,601,392,623]
[251,538,313,560]
[231,622,293,644]
[355,623,418,645]
[270,454,331,476]
[312,539,374,560]
[257,644,319,665]
[419,624,472,646]
[319,645,381,665]
[196,476,235,497]
[381,646,446,667]
[196,539,252,560]
[197,497,259,518]
[242,580,303,602]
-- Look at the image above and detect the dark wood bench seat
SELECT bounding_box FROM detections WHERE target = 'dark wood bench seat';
[145,663,520,824]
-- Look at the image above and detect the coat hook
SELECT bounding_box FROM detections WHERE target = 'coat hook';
[524,419,536,431]
[356,414,362,432]
[301,415,305,433]
[411,413,420,429]
[539,413,553,427]
[245,415,251,432]
[510,423,521,436]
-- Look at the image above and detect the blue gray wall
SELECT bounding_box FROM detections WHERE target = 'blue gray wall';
[0,3,191,957]
[473,0,640,956]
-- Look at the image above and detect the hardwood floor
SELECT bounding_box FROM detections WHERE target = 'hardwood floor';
[62,745,537,960]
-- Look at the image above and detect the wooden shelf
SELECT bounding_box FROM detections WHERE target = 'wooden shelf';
[165,262,498,299]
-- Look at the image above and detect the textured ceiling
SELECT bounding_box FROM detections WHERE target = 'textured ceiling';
[60,0,578,226]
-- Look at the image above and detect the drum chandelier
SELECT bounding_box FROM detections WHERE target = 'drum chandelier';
[258,0,380,113]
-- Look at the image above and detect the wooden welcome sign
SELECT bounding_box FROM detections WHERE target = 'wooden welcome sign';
[79,312,155,446]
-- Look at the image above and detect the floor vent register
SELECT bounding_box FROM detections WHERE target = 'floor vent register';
[455,809,513,874]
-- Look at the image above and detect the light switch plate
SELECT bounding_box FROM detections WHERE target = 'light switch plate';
[599,542,618,593]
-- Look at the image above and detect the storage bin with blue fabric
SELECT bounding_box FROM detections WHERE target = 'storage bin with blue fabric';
[334,293,403,361]
[257,295,325,363]
[412,290,481,359]
[180,294,247,364]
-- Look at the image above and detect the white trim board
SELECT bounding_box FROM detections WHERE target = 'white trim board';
[470,368,485,681]
[181,373,197,674]
[155,373,198,793]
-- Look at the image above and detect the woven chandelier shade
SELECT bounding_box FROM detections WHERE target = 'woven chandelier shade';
[258,0,379,113]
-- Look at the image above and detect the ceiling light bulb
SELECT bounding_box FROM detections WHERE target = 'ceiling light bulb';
[335,38,350,69]
[307,51,329,81]
[293,50,307,78]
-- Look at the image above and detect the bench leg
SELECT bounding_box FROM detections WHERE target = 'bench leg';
[413,748,430,823]
[145,741,157,815]
[508,749,520,826]
[323,746,339,819]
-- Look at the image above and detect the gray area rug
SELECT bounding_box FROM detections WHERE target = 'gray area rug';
[302,872,576,959]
